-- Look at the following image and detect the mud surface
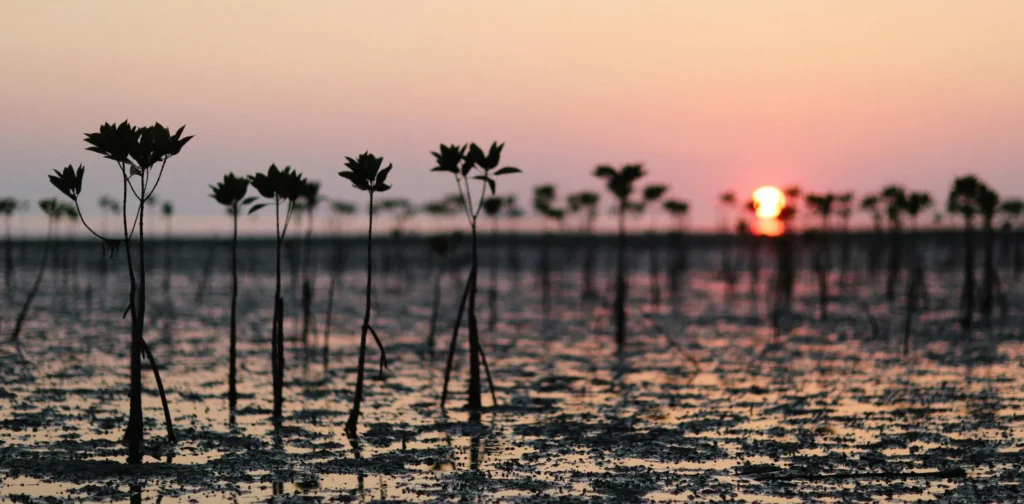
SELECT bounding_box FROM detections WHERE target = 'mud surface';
[2,249,1023,502]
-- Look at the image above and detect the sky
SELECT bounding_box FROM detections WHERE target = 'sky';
[2,1,1023,234]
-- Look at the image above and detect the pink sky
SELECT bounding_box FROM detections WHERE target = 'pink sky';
[2,1,1023,233]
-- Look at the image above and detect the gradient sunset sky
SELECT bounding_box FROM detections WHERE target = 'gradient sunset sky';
[2,1,1023,231]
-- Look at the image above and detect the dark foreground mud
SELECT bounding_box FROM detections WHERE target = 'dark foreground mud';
[2,258,1023,502]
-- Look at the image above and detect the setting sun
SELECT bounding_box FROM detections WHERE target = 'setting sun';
[752,186,786,219]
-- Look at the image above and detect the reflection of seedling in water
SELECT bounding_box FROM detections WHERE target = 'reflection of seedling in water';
[594,164,647,352]
[568,191,600,300]
[50,120,191,464]
[10,199,76,341]
[209,173,253,412]
[431,142,521,410]
[338,152,393,436]
[249,164,308,420]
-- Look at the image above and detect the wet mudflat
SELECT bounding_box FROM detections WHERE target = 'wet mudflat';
[2,258,1023,503]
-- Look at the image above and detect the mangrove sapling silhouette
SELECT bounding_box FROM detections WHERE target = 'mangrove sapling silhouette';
[376,198,414,287]
[533,185,564,320]
[249,164,307,420]
[1,198,18,296]
[717,191,738,292]
[323,199,356,372]
[900,191,932,355]
[835,192,854,288]
[947,176,991,331]
[161,201,174,295]
[999,199,1024,278]
[97,195,122,295]
[296,182,322,354]
[742,199,761,298]
[504,196,525,288]
[338,152,394,436]
[881,186,907,303]
[594,164,647,352]
[568,191,600,301]
[770,205,798,340]
[209,173,253,412]
[805,193,835,320]
[482,197,505,331]
[662,199,690,303]
[425,233,459,357]
[49,120,191,464]
[10,200,74,341]
[432,142,521,410]
[977,184,1000,322]
[640,184,667,306]
[860,194,884,280]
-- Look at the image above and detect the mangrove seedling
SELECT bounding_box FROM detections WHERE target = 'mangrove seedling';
[805,192,835,320]
[999,199,1023,277]
[1,198,18,295]
[640,184,667,305]
[338,152,393,436]
[432,142,521,410]
[9,199,75,341]
[662,199,690,302]
[568,191,600,301]
[947,176,992,331]
[50,120,190,464]
[594,164,648,352]
[533,184,564,320]
[482,197,505,331]
[249,164,307,420]
[210,173,253,411]
[323,199,357,372]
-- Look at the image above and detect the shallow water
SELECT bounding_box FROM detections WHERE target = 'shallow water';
[2,244,1023,502]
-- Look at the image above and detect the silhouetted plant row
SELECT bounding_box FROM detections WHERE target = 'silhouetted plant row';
[2,118,1015,465]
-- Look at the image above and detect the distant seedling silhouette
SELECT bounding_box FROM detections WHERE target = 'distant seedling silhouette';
[662,199,690,303]
[947,176,995,331]
[533,184,565,320]
[568,191,600,301]
[249,164,308,420]
[640,184,667,305]
[338,152,393,436]
[901,191,932,355]
[999,199,1024,277]
[9,199,75,341]
[323,199,357,372]
[482,196,506,331]
[296,182,322,355]
[1,198,18,294]
[210,173,254,412]
[432,142,521,410]
[49,120,191,464]
[594,164,648,353]
[805,192,835,320]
